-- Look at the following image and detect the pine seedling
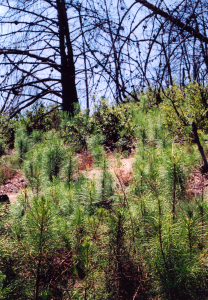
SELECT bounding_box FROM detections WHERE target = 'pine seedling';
[88,135,113,202]
[133,153,147,218]
[78,175,98,215]
[181,204,200,254]
[30,129,43,144]
[137,147,171,284]
[25,196,53,300]
[42,132,66,182]
[70,208,90,293]
[15,125,29,164]
[150,207,208,300]
[107,208,140,299]
[197,199,208,250]
[106,209,126,298]
[81,237,92,300]
[57,184,74,216]
[87,134,105,168]
[66,149,74,186]
[69,234,94,299]
[45,145,61,182]
[82,178,97,216]
[71,207,86,245]
[24,149,42,197]
[49,176,61,206]
[101,153,110,201]
[165,144,186,220]
[2,193,55,299]
[87,178,96,206]
[62,148,78,187]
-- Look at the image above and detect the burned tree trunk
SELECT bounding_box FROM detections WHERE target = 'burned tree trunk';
[57,0,78,116]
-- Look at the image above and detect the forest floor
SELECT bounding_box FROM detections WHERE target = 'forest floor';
[187,169,208,198]
[0,150,207,203]
[0,151,134,203]
[0,170,26,204]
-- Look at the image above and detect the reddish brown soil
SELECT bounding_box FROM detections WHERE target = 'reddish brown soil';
[0,170,27,195]
[187,168,208,198]
[76,150,93,171]
[1,150,207,203]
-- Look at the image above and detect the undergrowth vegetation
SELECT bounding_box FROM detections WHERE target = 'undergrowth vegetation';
[1,84,208,299]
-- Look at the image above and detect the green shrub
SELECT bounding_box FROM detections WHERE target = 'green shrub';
[19,103,61,135]
[91,100,136,150]
[161,83,208,139]
[63,110,92,150]
[65,100,137,152]
[0,114,16,149]
[15,126,30,163]
[0,139,7,157]
[42,131,68,182]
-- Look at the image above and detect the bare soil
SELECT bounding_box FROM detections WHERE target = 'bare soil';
[79,151,134,186]
[0,151,134,203]
[187,168,208,198]
[1,150,207,204]
[0,170,27,203]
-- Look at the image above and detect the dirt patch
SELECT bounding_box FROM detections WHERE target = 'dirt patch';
[112,157,134,186]
[0,163,16,185]
[6,193,21,204]
[107,152,134,185]
[0,170,27,203]
[76,151,93,171]
[0,151,134,203]
[80,152,134,186]
[187,169,208,198]
[4,150,207,205]
[84,168,101,180]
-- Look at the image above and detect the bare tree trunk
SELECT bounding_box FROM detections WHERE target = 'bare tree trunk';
[78,8,89,114]
[57,0,78,116]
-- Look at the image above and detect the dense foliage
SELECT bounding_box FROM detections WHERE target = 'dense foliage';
[162,83,208,138]
[1,84,208,299]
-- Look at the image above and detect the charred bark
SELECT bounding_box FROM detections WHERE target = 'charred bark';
[56,0,78,116]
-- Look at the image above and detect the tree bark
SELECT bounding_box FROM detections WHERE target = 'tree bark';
[56,0,78,116]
